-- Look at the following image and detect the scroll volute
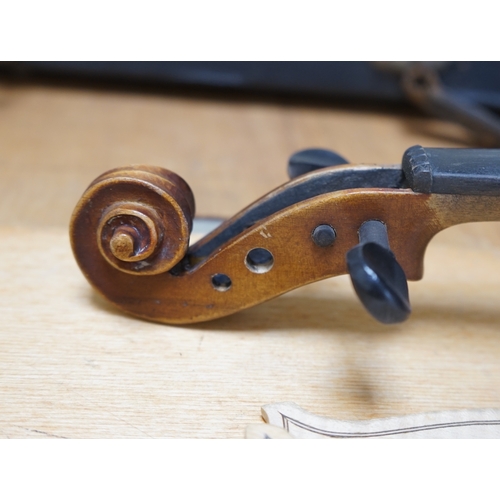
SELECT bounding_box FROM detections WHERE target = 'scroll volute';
[70,166,195,278]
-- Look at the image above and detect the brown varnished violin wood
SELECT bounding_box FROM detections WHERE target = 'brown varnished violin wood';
[72,166,195,276]
[70,165,500,324]
[188,163,403,260]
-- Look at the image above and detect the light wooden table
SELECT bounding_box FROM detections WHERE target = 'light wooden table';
[1,81,499,438]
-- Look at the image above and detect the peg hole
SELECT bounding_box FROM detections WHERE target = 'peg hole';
[245,248,274,274]
[211,273,232,292]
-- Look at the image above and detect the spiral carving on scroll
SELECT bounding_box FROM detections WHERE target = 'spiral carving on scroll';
[71,166,195,277]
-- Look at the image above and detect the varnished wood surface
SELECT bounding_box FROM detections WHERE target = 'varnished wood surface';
[71,167,500,324]
[1,82,500,437]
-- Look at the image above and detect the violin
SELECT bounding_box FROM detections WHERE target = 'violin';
[70,145,500,325]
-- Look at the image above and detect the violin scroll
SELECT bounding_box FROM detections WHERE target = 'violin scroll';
[71,166,195,277]
[70,146,500,325]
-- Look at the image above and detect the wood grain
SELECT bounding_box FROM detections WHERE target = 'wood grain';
[1,227,500,438]
[1,82,500,438]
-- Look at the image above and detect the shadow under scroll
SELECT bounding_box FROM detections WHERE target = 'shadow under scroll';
[87,285,500,336]
[200,292,500,334]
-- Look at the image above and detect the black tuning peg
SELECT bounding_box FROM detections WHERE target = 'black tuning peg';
[346,220,411,324]
[287,148,348,179]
